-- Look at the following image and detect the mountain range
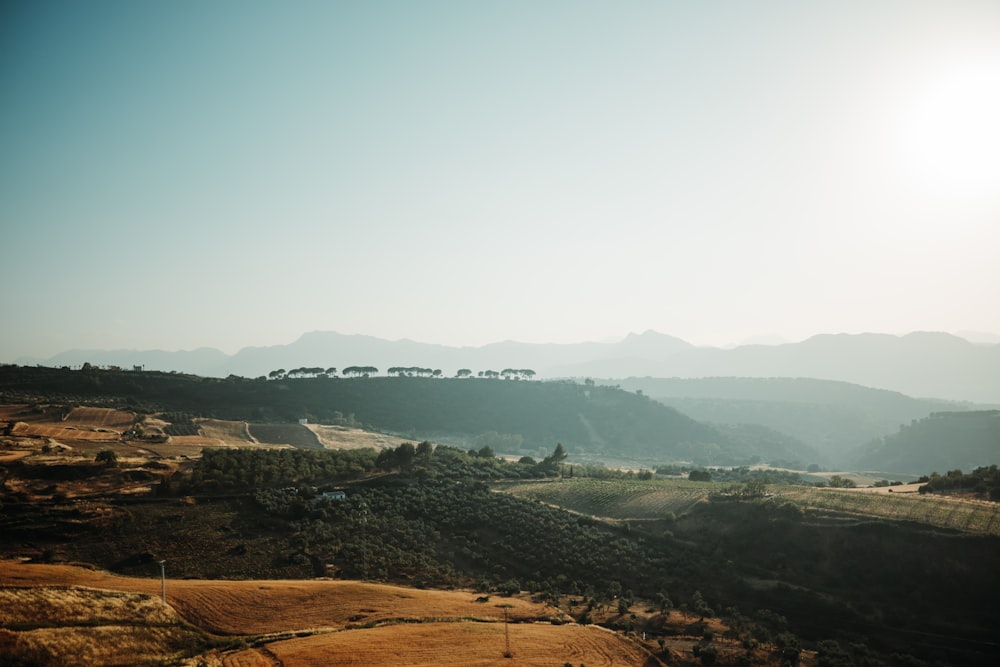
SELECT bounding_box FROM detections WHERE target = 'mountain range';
[15,330,1000,404]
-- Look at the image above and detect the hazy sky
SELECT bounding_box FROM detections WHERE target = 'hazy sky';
[2,0,999,358]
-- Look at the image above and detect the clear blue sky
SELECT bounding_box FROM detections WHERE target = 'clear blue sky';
[2,0,999,358]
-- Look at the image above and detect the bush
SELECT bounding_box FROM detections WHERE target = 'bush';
[95,450,118,467]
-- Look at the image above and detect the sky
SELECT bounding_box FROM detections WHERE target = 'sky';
[2,0,999,359]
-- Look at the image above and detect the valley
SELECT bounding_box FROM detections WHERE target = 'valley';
[1,366,998,665]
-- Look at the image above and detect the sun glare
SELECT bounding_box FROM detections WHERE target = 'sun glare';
[898,60,1000,199]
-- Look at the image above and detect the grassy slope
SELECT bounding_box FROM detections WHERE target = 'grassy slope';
[1,365,788,465]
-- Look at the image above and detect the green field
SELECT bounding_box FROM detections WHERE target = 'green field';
[777,486,1000,535]
[501,477,713,519]
[502,478,1000,536]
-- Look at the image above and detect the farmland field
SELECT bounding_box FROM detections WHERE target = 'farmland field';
[0,561,666,667]
[198,418,257,444]
[0,584,201,667]
[249,423,323,449]
[252,620,654,667]
[165,418,266,449]
[307,423,407,451]
[0,562,556,635]
[502,478,1000,536]
[0,404,49,423]
[62,407,135,431]
[9,422,121,442]
[502,478,713,519]
[776,484,1000,535]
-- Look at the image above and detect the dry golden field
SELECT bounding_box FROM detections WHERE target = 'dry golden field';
[1,404,401,454]
[0,562,554,634]
[251,621,658,667]
[62,407,136,431]
[4,406,135,444]
[307,424,408,451]
[0,561,676,667]
[165,418,291,450]
[0,584,201,666]
[0,404,59,424]
[9,421,121,442]
[197,418,257,444]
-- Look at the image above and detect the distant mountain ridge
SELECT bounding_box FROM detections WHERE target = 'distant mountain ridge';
[15,330,1000,403]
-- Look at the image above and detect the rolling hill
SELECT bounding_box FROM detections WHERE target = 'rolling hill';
[610,377,978,467]
[850,410,1000,475]
[0,365,813,467]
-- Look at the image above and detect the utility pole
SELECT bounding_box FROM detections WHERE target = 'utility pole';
[497,604,514,658]
[158,560,167,605]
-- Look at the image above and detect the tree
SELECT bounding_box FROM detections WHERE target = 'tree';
[692,590,713,619]
[698,645,718,666]
[396,442,415,469]
[828,475,856,488]
[617,597,630,615]
[416,440,434,461]
[96,450,118,467]
[375,448,396,471]
[456,368,472,378]
[539,443,568,474]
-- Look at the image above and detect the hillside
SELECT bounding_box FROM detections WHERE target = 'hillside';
[0,365,815,466]
[3,409,1000,665]
[0,561,659,667]
[612,377,976,467]
[851,410,1000,475]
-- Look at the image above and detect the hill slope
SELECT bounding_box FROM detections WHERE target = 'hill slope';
[611,377,975,467]
[0,365,813,466]
[851,410,1000,474]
